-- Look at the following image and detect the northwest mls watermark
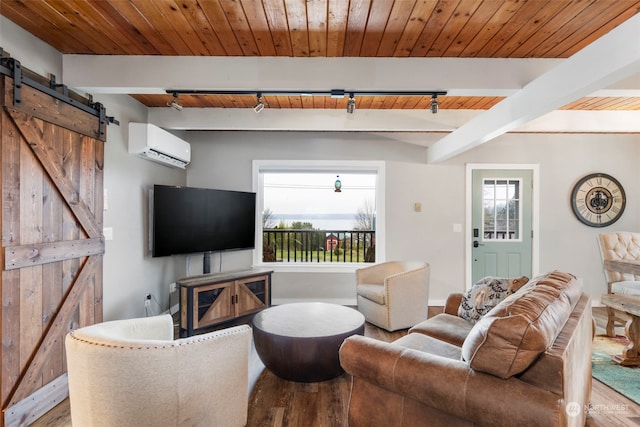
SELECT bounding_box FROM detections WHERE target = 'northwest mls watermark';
[566,401,631,417]
[588,402,631,415]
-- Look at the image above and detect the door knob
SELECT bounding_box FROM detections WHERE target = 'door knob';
[473,241,484,248]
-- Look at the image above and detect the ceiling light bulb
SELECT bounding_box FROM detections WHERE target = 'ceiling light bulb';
[347,95,356,114]
[430,96,439,114]
[254,93,265,113]
[167,93,183,111]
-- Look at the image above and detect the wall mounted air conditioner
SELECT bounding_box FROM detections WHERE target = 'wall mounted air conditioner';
[128,123,191,169]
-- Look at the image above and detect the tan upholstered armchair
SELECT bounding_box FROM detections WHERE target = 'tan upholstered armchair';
[356,261,430,331]
[598,232,640,336]
[65,314,251,427]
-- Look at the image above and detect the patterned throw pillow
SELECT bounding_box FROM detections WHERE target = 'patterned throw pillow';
[458,276,529,323]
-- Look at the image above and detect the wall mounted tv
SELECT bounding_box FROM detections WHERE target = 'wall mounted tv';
[151,185,256,258]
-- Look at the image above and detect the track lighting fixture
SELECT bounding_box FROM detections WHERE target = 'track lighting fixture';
[346,93,355,114]
[253,93,265,113]
[430,95,439,114]
[167,92,183,111]
[165,89,447,113]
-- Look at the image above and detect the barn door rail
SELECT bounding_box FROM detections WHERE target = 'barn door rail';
[0,48,118,138]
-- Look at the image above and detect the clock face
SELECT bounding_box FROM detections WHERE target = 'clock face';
[571,173,626,227]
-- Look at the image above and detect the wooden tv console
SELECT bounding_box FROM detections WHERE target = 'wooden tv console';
[177,268,273,337]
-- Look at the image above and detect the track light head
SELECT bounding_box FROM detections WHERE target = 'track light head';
[346,93,356,114]
[430,95,439,114]
[167,92,183,111]
[254,93,265,113]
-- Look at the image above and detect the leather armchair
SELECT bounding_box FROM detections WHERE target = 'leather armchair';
[598,231,640,336]
[356,261,430,331]
[65,314,251,427]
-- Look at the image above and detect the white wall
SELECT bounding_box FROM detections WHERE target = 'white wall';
[0,18,62,78]
[2,17,187,320]
[99,94,187,320]
[185,130,640,305]
[384,161,467,301]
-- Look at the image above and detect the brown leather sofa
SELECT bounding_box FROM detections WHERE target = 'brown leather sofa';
[340,271,592,427]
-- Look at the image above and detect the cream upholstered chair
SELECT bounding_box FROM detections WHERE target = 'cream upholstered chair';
[65,314,251,427]
[356,261,430,331]
[598,232,640,336]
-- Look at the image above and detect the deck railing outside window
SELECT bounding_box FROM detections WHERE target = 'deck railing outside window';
[262,229,375,263]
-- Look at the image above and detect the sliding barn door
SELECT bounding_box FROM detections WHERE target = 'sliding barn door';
[1,70,106,426]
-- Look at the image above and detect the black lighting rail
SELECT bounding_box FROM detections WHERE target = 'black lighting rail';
[166,89,447,97]
[0,48,119,138]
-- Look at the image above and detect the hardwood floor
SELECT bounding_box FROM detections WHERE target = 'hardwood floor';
[32,307,640,427]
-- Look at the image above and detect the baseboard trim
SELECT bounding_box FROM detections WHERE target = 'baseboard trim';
[5,373,68,427]
[272,298,357,306]
[429,299,446,307]
[272,298,447,308]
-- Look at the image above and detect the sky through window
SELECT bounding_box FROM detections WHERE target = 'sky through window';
[263,172,376,230]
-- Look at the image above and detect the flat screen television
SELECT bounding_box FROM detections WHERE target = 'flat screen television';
[151,185,256,258]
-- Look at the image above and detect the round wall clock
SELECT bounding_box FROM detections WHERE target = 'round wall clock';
[571,173,626,227]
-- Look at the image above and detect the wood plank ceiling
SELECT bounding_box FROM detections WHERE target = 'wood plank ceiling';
[2,0,640,111]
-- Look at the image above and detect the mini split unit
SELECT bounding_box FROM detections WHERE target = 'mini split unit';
[128,123,191,169]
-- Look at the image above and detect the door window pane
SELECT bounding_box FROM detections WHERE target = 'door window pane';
[482,179,521,240]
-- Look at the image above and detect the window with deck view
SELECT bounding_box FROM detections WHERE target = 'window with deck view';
[258,168,379,264]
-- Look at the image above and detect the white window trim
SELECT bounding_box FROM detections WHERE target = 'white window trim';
[252,160,386,273]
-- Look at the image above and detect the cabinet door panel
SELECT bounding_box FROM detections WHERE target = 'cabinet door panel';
[236,278,269,317]
[195,284,234,328]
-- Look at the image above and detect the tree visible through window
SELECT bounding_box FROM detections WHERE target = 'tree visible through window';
[260,171,377,263]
